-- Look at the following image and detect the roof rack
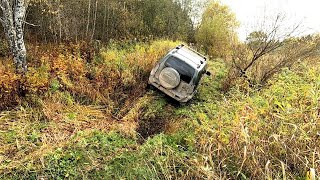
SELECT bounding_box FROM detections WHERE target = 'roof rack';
[177,44,207,61]
[176,44,184,49]
[185,46,207,61]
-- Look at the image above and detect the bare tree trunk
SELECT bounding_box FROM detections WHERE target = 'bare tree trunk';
[90,0,97,42]
[106,5,109,41]
[0,0,27,72]
[102,0,106,41]
[14,0,27,71]
[57,6,62,42]
[85,0,91,39]
[75,19,78,43]
[1,0,17,58]
[41,12,47,43]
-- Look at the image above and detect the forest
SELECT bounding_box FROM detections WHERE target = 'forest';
[0,0,319,179]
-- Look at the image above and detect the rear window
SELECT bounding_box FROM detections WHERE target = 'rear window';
[165,56,195,83]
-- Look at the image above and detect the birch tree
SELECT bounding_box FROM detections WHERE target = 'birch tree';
[0,0,27,72]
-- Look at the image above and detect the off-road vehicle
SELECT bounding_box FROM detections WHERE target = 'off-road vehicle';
[148,44,210,103]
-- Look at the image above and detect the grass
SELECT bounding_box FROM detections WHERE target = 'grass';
[0,40,319,179]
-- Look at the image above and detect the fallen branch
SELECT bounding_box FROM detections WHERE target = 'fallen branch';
[23,20,40,27]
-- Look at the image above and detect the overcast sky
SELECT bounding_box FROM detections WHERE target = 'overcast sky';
[221,0,320,40]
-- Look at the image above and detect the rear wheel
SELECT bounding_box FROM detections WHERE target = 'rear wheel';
[147,83,156,90]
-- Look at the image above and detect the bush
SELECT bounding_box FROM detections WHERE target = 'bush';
[196,1,239,58]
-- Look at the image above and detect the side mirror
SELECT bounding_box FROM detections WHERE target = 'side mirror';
[205,71,211,76]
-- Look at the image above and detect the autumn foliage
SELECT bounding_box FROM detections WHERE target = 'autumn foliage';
[0,40,178,112]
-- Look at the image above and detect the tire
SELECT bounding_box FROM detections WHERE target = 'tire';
[147,83,156,90]
[159,67,180,89]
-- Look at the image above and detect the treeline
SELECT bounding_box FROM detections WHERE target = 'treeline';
[23,0,200,43]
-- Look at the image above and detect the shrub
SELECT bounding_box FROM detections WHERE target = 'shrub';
[0,60,20,110]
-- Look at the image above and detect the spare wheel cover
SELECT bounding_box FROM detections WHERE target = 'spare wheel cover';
[159,67,180,89]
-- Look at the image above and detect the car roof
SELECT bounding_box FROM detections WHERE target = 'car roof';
[170,46,207,70]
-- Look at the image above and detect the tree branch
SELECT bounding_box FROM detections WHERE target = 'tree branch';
[23,20,40,27]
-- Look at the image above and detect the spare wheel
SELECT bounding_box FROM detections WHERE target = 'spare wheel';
[159,67,180,89]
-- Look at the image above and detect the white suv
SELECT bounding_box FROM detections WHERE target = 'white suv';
[148,45,210,102]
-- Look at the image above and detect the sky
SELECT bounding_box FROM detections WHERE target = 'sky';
[220,0,320,40]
